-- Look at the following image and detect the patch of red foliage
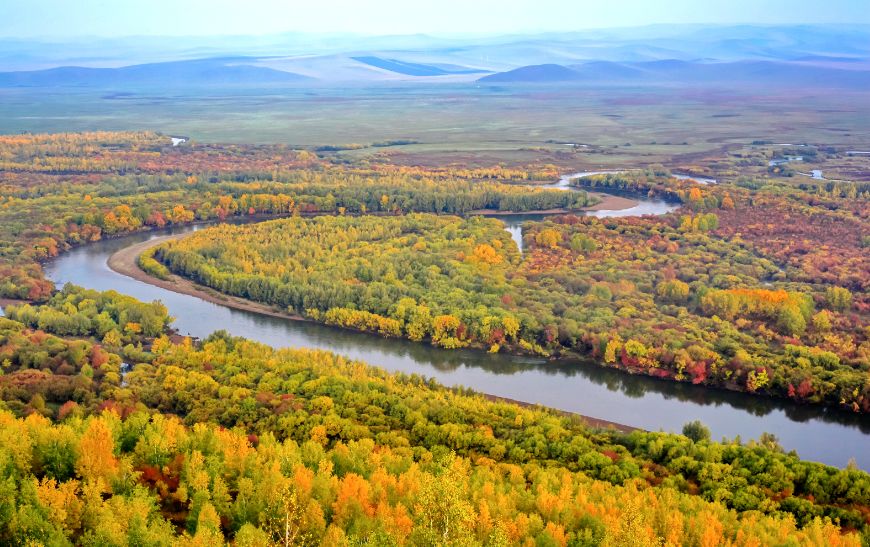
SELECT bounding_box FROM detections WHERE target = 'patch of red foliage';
[715,199,869,294]
[601,450,620,462]
[520,247,574,276]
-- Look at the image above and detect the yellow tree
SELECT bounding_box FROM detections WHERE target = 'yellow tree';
[535,228,561,248]
[471,243,502,266]
[411,454,476,545]
[34,477,84,536]
[76,417,118,486]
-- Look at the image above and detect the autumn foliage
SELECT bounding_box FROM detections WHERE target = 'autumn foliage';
[0,316,867,544]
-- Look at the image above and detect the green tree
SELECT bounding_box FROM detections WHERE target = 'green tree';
[825,287,852,312]
[682,421,711,443]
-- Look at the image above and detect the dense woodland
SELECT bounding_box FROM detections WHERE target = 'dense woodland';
[152,215,524,349]
[0,132,868,544]
[0,132,593,301]
[0,292,869,545]
[152,198,868,412]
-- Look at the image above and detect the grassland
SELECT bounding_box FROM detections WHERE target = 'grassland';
[2,84,869,174]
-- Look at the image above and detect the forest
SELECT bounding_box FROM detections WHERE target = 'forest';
[0,131,868,544]
[0,289,868,545]
[150,197,869,412]
[0,132,594,302]
[0,132,866,413]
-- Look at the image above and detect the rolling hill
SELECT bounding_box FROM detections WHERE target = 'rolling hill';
[478,63,584,82]
[479,59,870,88]
[351,56,485,76]
[5,25,869,74]
[0,57,312,87]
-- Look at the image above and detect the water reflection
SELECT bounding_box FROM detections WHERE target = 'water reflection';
[481,186,679,251]
[39,217,870,469]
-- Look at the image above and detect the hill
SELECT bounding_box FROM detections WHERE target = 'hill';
[0,57,312,87]
[351,56,484,76]
[478,63,583,82]
[480,59,870,88]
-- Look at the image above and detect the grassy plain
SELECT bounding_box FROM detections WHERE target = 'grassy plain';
[1,83,869,174]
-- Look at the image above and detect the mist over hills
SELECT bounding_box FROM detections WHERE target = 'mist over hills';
[0,24,868,88]
[479,59,870,88]
[0,58,311,87]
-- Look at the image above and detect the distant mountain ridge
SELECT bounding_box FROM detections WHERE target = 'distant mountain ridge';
[478,64,584,82]
[2,25,869,75]
[1,25,870,88]
[4,57,869,89]
[479,59,870,87]
[0,58,311,87]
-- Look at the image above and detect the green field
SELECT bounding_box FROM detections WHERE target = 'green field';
[2,84,869,169]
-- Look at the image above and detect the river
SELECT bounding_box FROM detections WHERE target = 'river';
[39,181,870,469]
[490,171,680,250]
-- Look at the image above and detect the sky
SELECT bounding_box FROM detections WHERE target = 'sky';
[1,0,869,38]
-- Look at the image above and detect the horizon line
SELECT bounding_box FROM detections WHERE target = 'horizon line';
[3,22,870,42]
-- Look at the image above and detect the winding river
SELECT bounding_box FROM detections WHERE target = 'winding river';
[492,171,679,250]
[39,174,870,469]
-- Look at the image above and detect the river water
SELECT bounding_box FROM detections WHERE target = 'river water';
[489,172,679,250]
[38,179,870,469]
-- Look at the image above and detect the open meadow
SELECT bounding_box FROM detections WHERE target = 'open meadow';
[2,83,869,172]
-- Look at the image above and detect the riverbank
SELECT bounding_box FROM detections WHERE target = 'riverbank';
[0,298,29,316]
[108,234,640,434]
[482,394,638,433]
[108,231,870,437]
[108,235,308,323]
[469,192,639,216]
[48,221,870,469]
[584,192,639,211]
[109,219,820,417]
[469,207,572,216]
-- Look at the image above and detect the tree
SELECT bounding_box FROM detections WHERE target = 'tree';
[534,228,561,249]
[776,305,807,337]
[471,243,502,265]
[656,279,689,303]
[825,287,852,312]
[32,477,84,537]
[76,417,118,486]
[570,233,598,252]
[262,481,312,546]
[682,421,711,443]
[603,495,663,547]
[411,454,476,545]
[811,310,832,332]
[193,501,224,543]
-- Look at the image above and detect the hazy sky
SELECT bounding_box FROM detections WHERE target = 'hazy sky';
[1,0,868,38]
